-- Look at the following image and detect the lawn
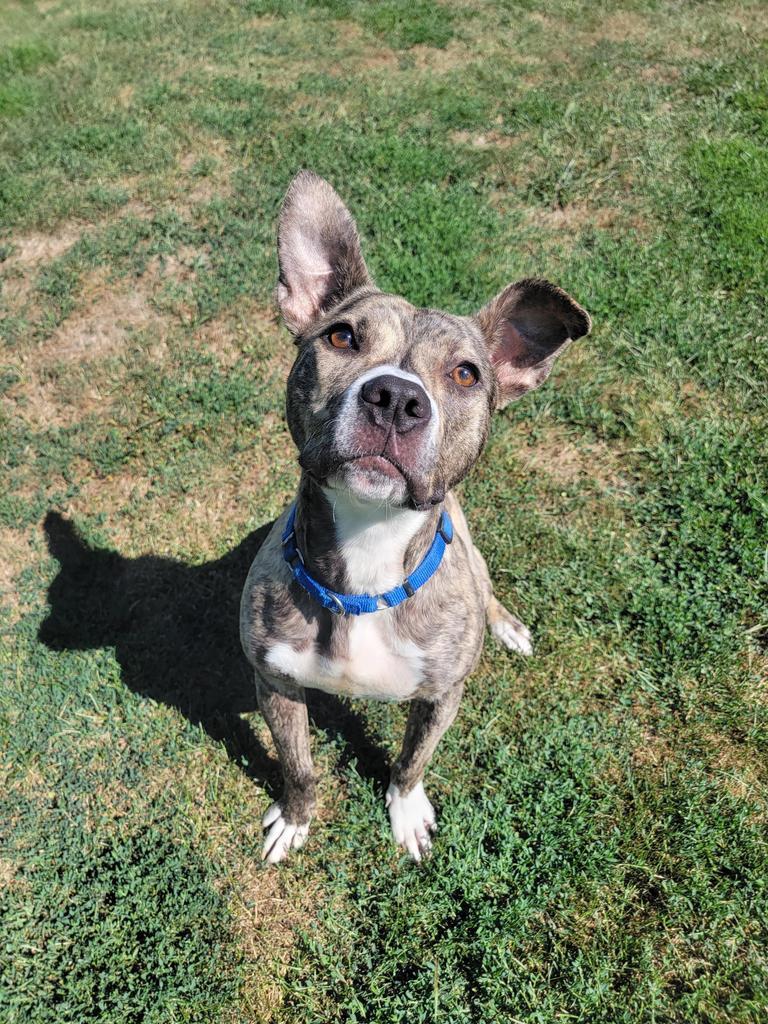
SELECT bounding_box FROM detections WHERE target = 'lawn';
[1,0,767,1020]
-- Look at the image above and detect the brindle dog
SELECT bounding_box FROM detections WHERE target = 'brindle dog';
[240,171,591,863]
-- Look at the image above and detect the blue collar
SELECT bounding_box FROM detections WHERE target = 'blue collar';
[281,503,453,616]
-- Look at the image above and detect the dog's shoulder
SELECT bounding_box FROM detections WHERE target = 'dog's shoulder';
[239,508,314,667]
[243,506,292,584]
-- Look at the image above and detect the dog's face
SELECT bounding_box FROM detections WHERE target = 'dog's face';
[277,172,590,510]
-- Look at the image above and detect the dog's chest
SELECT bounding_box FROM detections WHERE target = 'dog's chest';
[266,613,425,701]
[266,496,429,701]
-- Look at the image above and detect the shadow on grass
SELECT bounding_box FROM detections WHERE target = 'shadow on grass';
[38,511,390,797]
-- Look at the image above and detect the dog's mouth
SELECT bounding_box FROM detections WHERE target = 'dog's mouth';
[300,448,442,510]
[347,453,407,481]
[326,451,409,501]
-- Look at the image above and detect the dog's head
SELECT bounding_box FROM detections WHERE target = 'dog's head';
[277,171,590,511]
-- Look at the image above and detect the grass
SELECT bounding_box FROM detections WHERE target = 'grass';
[1,0,767,1020]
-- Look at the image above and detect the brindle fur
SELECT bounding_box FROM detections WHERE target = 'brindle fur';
[240,171,591,862]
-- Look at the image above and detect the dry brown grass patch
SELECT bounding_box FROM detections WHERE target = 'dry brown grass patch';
[524,7,708,64]
[245,14,279,31]
[4,226,82,268]
[80,776,137,832]
[116,83,135,108]
[146,244,211,288]
[518,423,629,494]
[225,857,318,1022]
[0,198,154,313]
[0,526,39,621]
[632,373,729,447]
[193,316,247,369]
[450,128,518,150]
[45,288,161,363]
[725,4,768,35]
[530,203,618,231]
[175,140,233,211]
[14,265,176,398]
[527,12,558,31]
[486,633,633,713]
[631,728,674,773]
[629,717,767,807]
[68,467,151,522]
[67,411,295,559]
[0,857,28,893]
[525,201,648,236]
[157,745,320,1021]
[2,331,148,431]
[745,648,768,705]
[707,735,766,804]
[639,64,681,83]
[113,190,156,222]
[355,47,400,73]
[1,224,83,312]
[591,11,649,45]
[11,763,57,803]
[194,301,283,369]
[410,39,474,72]
[5,373,101,430]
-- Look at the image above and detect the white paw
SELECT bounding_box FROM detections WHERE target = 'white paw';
[386,782,437,862]
[490,616,533,657]
[261,802,310,864]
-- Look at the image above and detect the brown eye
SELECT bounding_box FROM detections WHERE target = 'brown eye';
[328,325,355,349]
[451,363,478,388]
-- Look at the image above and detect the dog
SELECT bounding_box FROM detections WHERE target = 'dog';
[240,171,591,863]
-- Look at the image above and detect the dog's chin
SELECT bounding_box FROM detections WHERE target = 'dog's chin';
[328,456,410,506]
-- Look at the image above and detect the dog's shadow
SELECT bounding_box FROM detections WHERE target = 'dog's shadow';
[38,511,390,798]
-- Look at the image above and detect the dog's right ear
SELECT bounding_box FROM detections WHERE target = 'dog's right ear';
[276,171,372,336]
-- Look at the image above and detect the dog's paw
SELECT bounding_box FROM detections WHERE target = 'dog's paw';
[489,603,533,657]
[386,782,436,862]
[261,802,310,864]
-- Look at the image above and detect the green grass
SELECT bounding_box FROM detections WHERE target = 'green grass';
[1,1,767,1021]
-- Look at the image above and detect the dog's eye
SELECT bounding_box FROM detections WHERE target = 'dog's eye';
[451,363,478,388]
[328,325,355,350]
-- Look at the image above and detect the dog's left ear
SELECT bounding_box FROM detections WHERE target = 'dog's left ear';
[276,170,372,336]
[476,278,591,408]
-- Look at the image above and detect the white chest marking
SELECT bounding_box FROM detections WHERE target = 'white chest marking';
[326,488,427,593]
[265,615,425,701]
[265,491,430,701]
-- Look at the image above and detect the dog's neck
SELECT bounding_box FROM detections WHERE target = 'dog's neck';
[293,473,440,596]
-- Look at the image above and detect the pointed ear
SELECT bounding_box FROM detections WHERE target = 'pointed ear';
[276,170,372,335]
[476,278,591,408]
[43,511,90,567]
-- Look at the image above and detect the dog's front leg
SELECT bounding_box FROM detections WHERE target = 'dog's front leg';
[256,672,316,864]
[387,682,464,861]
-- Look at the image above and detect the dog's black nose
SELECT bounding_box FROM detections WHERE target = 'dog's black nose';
[359,374,432,434]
